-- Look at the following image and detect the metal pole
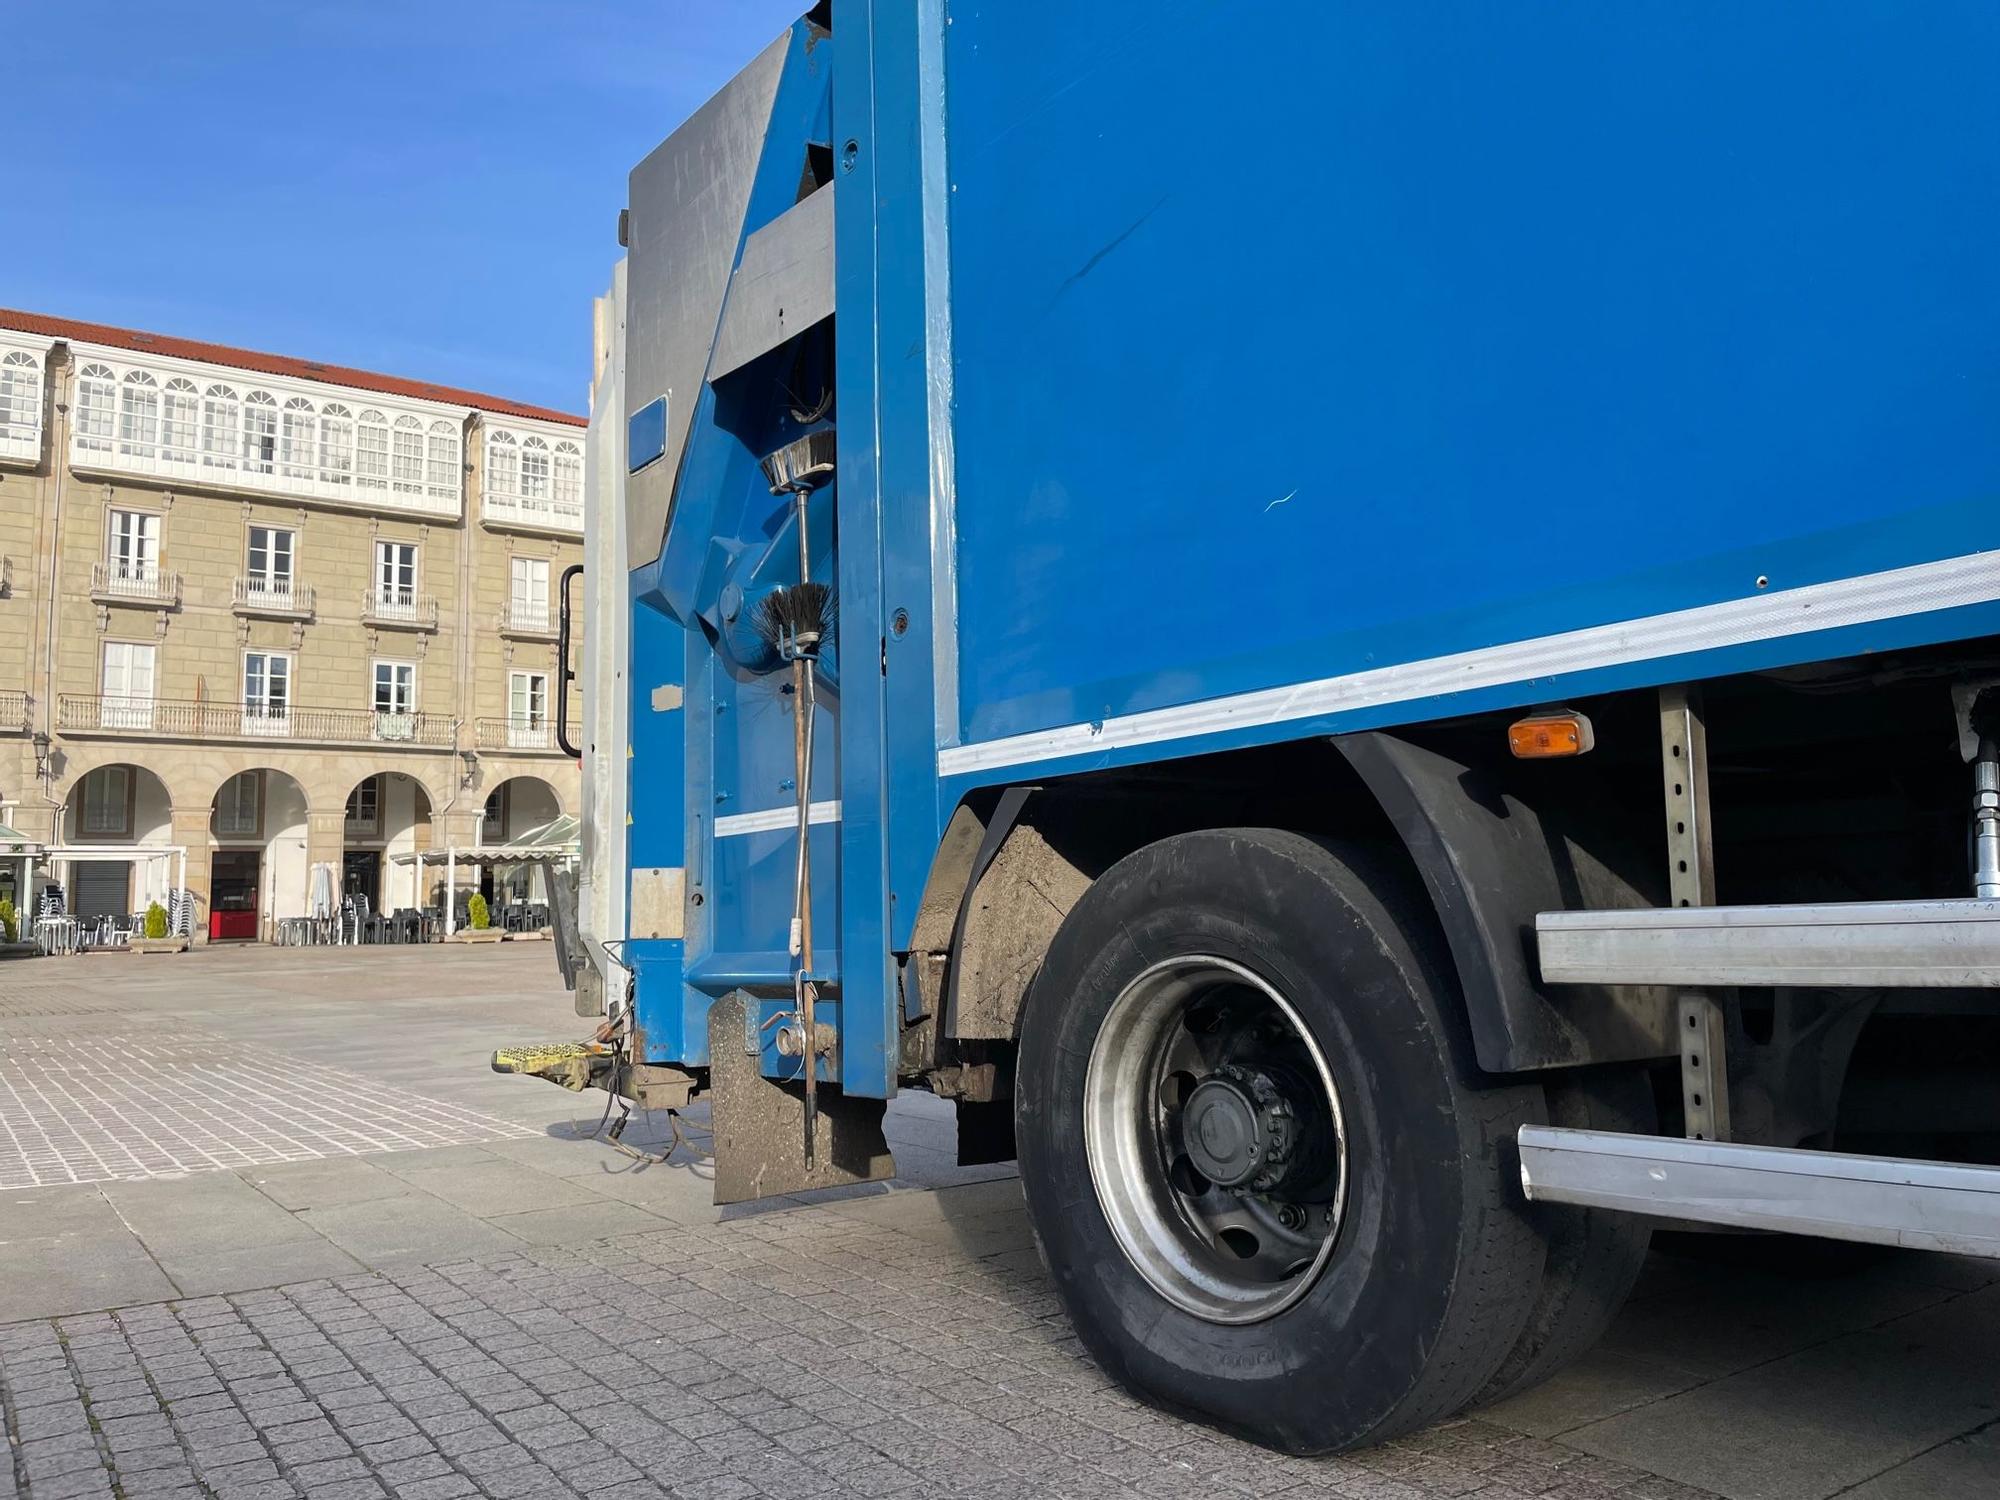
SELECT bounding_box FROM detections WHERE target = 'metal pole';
[446,847,456,936]
[1661,684,1731,1142]
[1973,738,2000,899]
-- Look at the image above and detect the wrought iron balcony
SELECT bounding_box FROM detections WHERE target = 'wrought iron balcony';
[90,561,180,608]
[361,587,439,631]
[58,694,457,749]
[475,716,563,753]
[231,576,315,620]
[496,600,556,639]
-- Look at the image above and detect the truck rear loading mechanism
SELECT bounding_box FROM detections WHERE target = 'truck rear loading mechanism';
[511,3,2000,1453]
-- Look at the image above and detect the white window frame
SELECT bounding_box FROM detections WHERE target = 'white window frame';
[201,382,240,470]
[105,509,162,596]
[160,378,199,463]
[76,363,118,453]
[373,658,417,722]
[242,650,292,736]
[100,640,157,731]
[244,525,296,608]
[319,403,354,483]
[241,391,279,473]
[373,539,418,615]
[508,556,550,632]
[507,671,550,750]
[117,370,160,459]
[279,396,317,478]
[0,348,44,458]
[391,415,425,494]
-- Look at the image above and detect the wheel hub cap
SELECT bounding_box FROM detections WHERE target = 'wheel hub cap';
[1183,1068,1295,1191]
[1082,954,1349,1324]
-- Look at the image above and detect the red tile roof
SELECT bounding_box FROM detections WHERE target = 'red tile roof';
[0,308,586,428]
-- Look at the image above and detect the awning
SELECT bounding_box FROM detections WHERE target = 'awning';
[391,813,580,866]
[0,824,45,857]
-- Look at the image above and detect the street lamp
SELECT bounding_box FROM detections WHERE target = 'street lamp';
[31,731,51,780]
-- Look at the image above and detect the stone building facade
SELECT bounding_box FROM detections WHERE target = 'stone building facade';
[0,309,584,941]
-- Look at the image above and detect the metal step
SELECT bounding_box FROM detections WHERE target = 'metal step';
[1536,899,2000,987]
[1518,1126,2000,1258]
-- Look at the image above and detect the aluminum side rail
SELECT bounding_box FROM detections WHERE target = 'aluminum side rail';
[1519,1127,2000,1258]
[1537,900,2000,987]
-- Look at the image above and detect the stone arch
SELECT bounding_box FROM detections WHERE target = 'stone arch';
[206,766,312,941]
[337,769,439,915]
[478,772,565,844]
[53,759,180,922]
[474,773,566,910]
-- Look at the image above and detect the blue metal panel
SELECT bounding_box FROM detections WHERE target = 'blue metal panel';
[626,563,691,1065]
[938,3,2000,756]
[627,396,667,474]
[830,0,962,1085]
[626,19,861,1083]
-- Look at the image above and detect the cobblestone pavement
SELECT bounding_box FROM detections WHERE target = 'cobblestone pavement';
[2,948,1994,1500]
[0,1197,1724,1500]
[0,1032,535,1190]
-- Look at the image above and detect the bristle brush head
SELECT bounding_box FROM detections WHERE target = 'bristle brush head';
[752,582,836,659]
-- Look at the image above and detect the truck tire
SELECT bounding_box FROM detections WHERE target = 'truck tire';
[1472,1068,1655,1408]
[1014,828,1547,1453]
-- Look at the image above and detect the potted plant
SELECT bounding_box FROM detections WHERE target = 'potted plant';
[0,896,18,946]
[131,900,189,954]
[455,891,503,942]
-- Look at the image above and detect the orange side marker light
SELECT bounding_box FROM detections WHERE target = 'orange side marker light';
[1507,710,1595,759]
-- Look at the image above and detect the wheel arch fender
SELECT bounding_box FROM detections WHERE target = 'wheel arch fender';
[1331,728,1677,1073]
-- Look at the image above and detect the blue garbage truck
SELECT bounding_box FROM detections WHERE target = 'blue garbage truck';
[520,2,2000,1452]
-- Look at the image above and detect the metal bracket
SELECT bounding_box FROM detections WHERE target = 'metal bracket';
[1662,684,1730,1140]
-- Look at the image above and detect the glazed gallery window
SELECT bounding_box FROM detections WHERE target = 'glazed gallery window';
[346,775,382,835]
[80,766,131,836]
[0,350,42,447]
[215,771,262,839]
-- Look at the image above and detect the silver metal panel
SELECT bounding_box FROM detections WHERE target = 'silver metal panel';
[1519,1125,2000,1258]
[918,0,962,750]
[710,185,835,382]
[579,257,631,994]
[624,31,790,571]
[1538,899,2000,987]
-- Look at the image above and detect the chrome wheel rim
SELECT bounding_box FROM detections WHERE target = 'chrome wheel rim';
[1083,954,1348,1324]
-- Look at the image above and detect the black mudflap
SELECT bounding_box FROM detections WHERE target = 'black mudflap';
[706,992,896,1205]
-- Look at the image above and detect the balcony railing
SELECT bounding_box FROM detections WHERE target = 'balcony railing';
[476,717,562,753]
[232,576,315,619]
[482,489,584,536]
[0,692,28,732]
[497,600,555,637]
[91,561,180,607]
[58,695,456,749]
[361,588,439,631]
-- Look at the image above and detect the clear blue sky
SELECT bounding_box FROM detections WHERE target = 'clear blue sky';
[1,2,807,415]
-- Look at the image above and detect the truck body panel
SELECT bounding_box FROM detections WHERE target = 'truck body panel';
[611,2,2000,1105]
